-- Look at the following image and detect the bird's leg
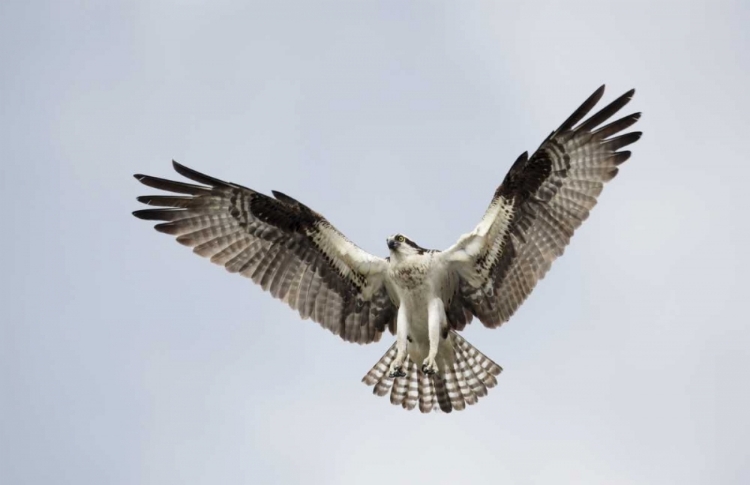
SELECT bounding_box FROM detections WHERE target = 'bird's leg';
[422,298,444,375]
[389,305,408,378]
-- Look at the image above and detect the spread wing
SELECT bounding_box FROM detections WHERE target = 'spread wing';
[444,85,642,330]
[133,161,395,344]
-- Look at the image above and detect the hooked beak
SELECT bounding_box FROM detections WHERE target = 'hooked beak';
[387,238,399,250]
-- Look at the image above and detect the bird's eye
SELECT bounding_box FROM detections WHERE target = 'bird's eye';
[396,235,405,243]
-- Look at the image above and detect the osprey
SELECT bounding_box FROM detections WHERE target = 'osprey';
[133,85,641,413]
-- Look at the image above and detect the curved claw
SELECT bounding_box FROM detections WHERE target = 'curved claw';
[421,363,437,375]
[388,367,406,378]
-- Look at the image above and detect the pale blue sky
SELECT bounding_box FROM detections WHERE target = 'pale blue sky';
[2,1,749,484]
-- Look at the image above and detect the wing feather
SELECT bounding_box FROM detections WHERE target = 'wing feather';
[445,86,641,329]
[133,161,394,344]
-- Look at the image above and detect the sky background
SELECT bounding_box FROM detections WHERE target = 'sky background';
[2,0,749,484]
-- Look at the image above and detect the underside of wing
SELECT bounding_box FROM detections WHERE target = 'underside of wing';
[447,85,641,329]
[133,161,395,344]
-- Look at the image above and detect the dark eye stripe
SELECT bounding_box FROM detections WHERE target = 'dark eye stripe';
[404,238,419,248]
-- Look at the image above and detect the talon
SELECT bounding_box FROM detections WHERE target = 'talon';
[388,359,407,378]
[388,366,406,378]
[421,360,438,375]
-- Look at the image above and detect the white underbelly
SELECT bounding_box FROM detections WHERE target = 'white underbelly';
[399,287,441,364]
[388,256,457,370]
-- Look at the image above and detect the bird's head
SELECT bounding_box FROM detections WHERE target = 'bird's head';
[387,233,427,257]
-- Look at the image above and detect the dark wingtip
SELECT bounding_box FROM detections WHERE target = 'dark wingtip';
[556,85,607,133]
[613,151,632,165]
[592,85,606,103]
[171,161,231,187]
[604,131,643,152]
[619,88,636,104]
[171,160,193,178]
[576,87,640,134]
[154,223,174,234]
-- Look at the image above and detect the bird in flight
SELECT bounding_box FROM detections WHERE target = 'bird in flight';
[133,85,641,413]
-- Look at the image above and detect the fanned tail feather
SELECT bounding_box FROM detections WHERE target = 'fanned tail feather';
[361,332,502,413]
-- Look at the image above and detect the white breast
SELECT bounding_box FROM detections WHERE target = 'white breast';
[388,254,449,335]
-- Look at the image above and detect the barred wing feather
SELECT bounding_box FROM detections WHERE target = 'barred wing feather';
[447,85,642,329]
[133,161,395,344]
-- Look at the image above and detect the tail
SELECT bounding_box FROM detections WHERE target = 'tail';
[361,331,502,413]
